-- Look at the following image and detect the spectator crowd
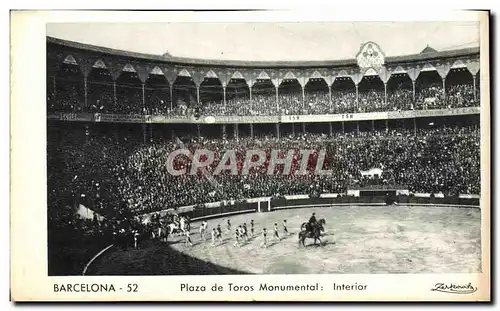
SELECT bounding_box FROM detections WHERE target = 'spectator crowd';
[48,79,480,116]
[48,124,480,218]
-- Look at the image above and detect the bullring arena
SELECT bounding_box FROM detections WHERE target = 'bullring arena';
[45,23,484,277]
[86,205,481,275]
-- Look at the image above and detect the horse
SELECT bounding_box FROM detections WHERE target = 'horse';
[300,218,326,232]
[184,216,191,231]
[168,222,187,236]
[148,221,169,242]
[156,225,169,242]
[298,219,326,247]
[113,228,132,250]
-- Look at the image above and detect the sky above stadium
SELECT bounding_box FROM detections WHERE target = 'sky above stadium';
[47,22,479,61]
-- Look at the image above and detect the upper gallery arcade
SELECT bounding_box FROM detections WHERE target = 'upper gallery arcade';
[47,36,480,109]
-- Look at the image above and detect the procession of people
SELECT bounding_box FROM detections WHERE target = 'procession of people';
[162,212,321,249]
[102,209,323,251]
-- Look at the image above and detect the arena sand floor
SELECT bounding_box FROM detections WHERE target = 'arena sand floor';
[88,205,481,275]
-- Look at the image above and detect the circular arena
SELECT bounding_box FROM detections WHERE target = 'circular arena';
[86,205,481,275]
[45,24,483,277]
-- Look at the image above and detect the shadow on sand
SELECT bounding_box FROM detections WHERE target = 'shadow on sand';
[85,240,249,275]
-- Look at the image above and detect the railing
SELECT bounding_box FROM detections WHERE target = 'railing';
[139,193,480,222]
[47,107,480,124]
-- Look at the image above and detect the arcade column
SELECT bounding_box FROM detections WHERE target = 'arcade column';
[113,82,117,106]
[223,86,227,106]
[301,86,305,110]
[473,75,477,101]
[196,86,201,105]
[384,83,388,105]
[83,77,88,107]
[169,84,173,110]
[141,83,146,113]
[222,124,227,139]
[275,86,279,112]
[355,84,359,111]
[412,80,416,103]
[52,77,56,95]
[84,124,89,143]
[442,78,446,102]
[142,124,147,144]
[328,85,332,108]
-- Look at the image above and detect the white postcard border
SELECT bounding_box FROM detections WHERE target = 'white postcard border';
[9,10,491,302]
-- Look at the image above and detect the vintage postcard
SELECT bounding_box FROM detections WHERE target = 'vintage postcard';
[10,10,490,301]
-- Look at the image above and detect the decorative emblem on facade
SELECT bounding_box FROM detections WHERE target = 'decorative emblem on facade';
[356,42,385,69]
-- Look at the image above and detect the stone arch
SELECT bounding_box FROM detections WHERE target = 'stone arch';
[150,66,164,76]
[63,54,78,65]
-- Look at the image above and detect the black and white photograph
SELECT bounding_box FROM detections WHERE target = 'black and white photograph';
[10,10,491,302]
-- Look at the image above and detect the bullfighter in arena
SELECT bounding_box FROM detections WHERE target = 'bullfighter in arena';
[260,228,268,248]
[283,220,289,236]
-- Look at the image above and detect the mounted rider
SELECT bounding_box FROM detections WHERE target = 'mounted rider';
[179,216,186,232]
[173,214,180,226]
[307,213,317,232]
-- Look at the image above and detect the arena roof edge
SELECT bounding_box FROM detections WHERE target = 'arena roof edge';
[47,36,479,69]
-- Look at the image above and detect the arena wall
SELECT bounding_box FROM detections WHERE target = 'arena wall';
[158,194,481,222]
